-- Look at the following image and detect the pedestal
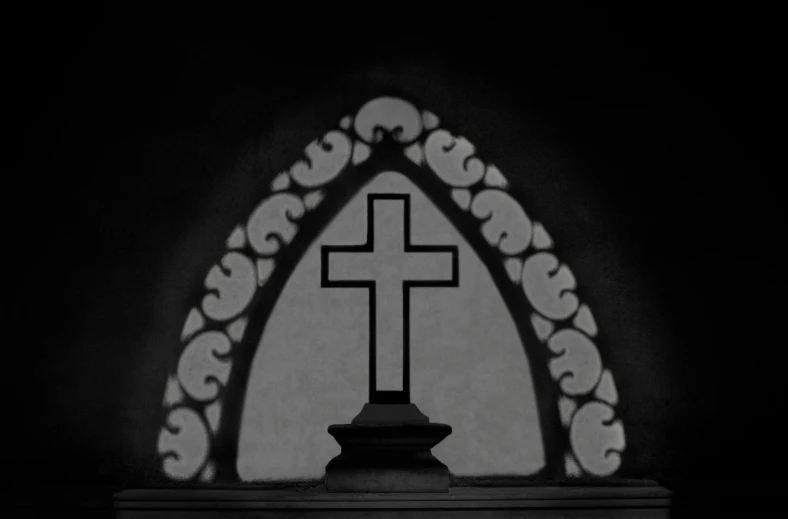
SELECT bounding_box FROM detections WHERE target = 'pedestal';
[325,403,452,493]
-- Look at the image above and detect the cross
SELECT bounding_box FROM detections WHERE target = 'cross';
[321,194,459,404]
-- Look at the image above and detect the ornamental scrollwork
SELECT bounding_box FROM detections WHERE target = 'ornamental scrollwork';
[158,96,627,481]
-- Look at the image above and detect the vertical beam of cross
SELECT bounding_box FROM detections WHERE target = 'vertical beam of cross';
[321,194,459,404]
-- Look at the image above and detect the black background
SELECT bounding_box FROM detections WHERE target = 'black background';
[11,2,783,506]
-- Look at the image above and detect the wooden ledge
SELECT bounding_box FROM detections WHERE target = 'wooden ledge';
[114,485,673,515]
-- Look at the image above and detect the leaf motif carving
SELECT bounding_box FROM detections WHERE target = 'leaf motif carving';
[158,407,209,480]
[425,129,485,187]
[355,97,422,143]
[471,189,533,255]
[177,331,232,401]
[202,252,256,321]
[548,329,603,395]
[570,401,625,476]
[247,193,305,256]
[522,252,579,320]
[290,131,351,188]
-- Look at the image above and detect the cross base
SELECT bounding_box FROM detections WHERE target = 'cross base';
[351,403,430,425]
[325,451,450,493]
[325,404,452,493]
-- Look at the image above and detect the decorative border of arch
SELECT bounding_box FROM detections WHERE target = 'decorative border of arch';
[157,97,626,483]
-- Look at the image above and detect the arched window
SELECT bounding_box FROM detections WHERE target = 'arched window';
[157,97,625,484]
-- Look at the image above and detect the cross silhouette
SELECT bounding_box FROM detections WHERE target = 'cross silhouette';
[321,193,459,404]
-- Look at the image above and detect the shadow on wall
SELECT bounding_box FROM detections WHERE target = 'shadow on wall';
[158,96,629,484]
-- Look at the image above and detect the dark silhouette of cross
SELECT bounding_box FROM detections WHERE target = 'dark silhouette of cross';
[321,193,459,404]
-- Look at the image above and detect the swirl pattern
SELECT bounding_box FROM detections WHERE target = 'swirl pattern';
[159,96,626,481]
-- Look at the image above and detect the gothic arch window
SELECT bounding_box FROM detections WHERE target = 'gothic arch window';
[157,97,626,483]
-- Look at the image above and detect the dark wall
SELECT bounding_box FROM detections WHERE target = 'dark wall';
[13,4,781,494]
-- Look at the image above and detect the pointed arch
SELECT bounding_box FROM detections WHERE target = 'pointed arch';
[157,97,626,483]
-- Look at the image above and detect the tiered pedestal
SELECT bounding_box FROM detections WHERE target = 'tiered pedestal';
[324,403,452,493]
